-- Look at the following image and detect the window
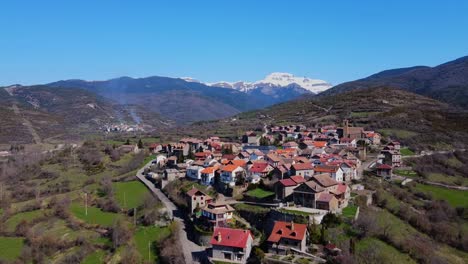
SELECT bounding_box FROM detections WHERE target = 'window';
[224,252,232,260]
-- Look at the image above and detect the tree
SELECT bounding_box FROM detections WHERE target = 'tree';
[321,212,341,229]
[137,139,143,149]
[259,137,269,146]
[125,139,131,145]
[111,218,133,249]
[120,244,142,264]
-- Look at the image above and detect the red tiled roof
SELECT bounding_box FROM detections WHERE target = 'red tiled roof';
[211,227,253,248]
[377,164,392,169]
[267,221,307,243]
[249,162,270,173]
[195,152,211,157]
[317,193,335,202]
[279,178,297,187]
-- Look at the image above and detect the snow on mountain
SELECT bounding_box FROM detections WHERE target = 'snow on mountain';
[206,72,333,94]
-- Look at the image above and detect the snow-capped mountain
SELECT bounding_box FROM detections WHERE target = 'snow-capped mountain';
[207,72,333,94]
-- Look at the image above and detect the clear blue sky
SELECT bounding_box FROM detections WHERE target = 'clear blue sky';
[1,0,467,86]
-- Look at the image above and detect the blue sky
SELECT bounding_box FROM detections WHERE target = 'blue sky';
[1,0,467,86]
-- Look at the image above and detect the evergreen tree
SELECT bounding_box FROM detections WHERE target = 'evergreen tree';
[137,139,143,149]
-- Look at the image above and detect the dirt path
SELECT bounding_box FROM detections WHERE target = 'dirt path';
[11,103,42,144]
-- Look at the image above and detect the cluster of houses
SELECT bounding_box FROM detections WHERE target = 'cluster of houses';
[144,121,383,263]
[375,141,402,179]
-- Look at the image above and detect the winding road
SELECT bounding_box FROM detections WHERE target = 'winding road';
[136,161,206,264]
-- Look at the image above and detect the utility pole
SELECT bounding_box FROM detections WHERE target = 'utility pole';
[134,208,137,226]
[85,192,88,216]
[148,241,151,262]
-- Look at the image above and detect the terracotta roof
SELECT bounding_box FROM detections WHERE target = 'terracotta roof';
[211,227,253,249]
[201,166,217,174]
[312,173,338,187]
[292,163,313,171]
[230,160,247,167]
[186,187,211,199]
[267,221,307,243]
[313,141,327,148]
[222,164,240,172]
[314,165,339,173]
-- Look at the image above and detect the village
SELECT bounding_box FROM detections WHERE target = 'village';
[124,120,405,264]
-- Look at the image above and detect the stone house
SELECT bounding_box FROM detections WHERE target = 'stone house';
[210,227,253,263]
[267,221,308,255]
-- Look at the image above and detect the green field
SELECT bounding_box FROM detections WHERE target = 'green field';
[245,188,274,199]
[5,209,47,232]
[113,181,149,209]
[134,226,171,262]
[82,250,106,264]
[356,237,416,264]
[342,205,358,219]
[0,237,24,261]
[31,218,98,242]
[413,184,468,207]
[394,169,418,178]
[70,203,118,227]
[400,147,415,156]
[379,129,418,139]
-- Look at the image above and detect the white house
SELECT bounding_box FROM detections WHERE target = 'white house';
[201,166,218,185]
[220,165,244,187]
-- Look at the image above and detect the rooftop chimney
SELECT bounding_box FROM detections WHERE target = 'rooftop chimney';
[291,221,294,231]
[217,232,222,242]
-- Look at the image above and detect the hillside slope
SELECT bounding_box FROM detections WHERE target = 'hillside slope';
[322,56,468,108]
[0,85,170,144]
[186,87,468,150]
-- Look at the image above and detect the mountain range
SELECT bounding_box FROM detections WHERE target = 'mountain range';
[48,73,331,124]
[1,56,467,146]
[322,56,468,108]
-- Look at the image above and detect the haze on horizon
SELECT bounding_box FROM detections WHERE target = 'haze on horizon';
[1,0,467,86]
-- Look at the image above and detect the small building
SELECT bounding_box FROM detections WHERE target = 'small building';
[163,168,184,182]
[376,164,392,178]
[314,165,344,182]
[220,165,244,187]
[275,176,306,201]
[201,166,218,185]
[186,187,212,214]
[186,165,204,180]
[210,227,254,263]
[315,193,339,212]
[290,163,314,178]
[267,221,308,255]
[119,144,139,154]
[201,200,235,226]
